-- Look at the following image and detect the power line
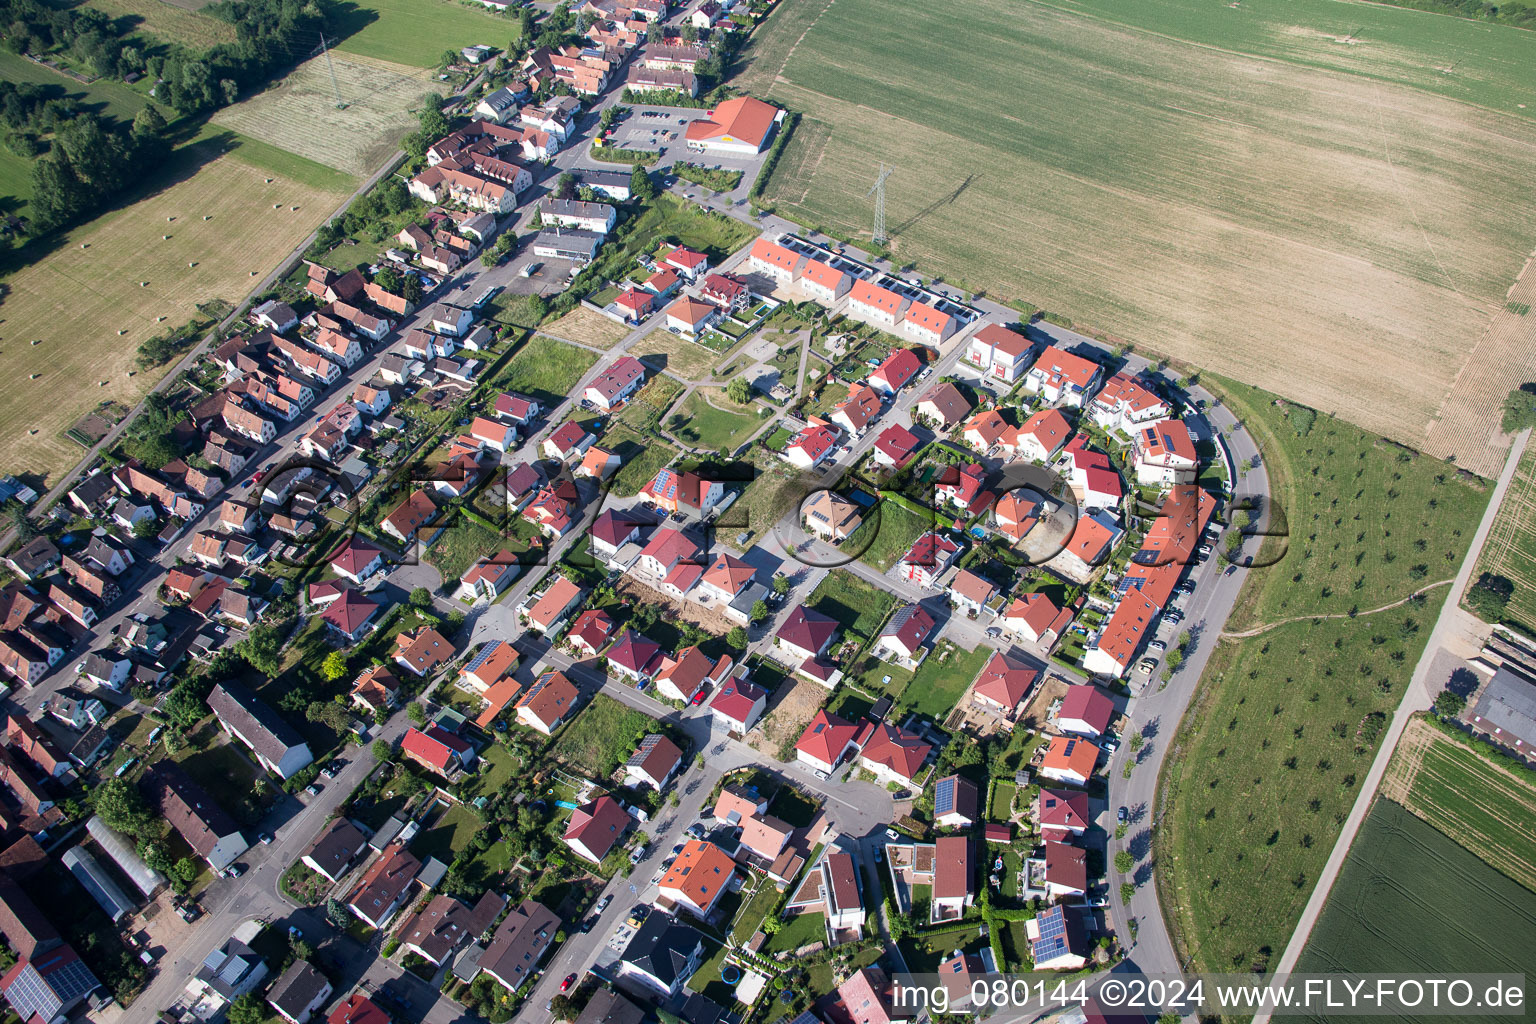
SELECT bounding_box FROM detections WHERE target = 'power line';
[867,163,891,245]
[318,32,345,108]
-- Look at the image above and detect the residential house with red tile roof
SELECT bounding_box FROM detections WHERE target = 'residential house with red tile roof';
[657,840,736,918]
[563,795,632,863]
[869,348,921,395]
[895,531,961,588]
[1036,788,1090,837]
[1016,408,1074,463]
[401,725,476,777]
[747,238,803,284]
[543,420,596,462]
[901,301,954,346]
[857,723,931,789]
[871,424,922,469]
[1039,735,1099,786]
[775,607,839,663]
[798,258,849,302]
[381,490,440,546]
[624,734,683,791]
[515,670,580,734]
[584,356,647,411]
[915,382,973,429]
[785,423,838,470]
[1089,372,1170,432]
[566,608,616,657]
[1057,685,1115,738]
[1132,418,1198,486]
[793,710,860,774]
[831,384,882,436]
[873,604,934,665]
[522,577,584,634]
[971,650,1040,720]
[606,629,665,684]
[964,323,1034,383]
[457,550,521,603]
[948,569,995,617]
[707,676,767,734]
[329,540,384,583]
[1082,587,1159,679]
[393,627,454,678]
[1024,345,1103,407]
[847,279,905,328]
[1000,592,1073,647]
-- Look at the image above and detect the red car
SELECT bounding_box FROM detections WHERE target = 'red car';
[560,974,578,993]
[690,686,709,706]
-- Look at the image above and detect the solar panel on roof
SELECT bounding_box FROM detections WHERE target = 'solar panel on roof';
[934,777,955,815]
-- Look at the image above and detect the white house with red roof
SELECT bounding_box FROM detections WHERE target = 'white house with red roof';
[794,710,861,774]
[901,301,954,346]
[493,392,542,426]
[563,795,632,863]
[655,645,729,703]
[624,734,683,791]
[775,607,839,664]
[747,238,803,284]
[935,463,989,513]
[785,423,838,470]
[831,384,882,437]
[1023,345,1103,407]
[584,356,646,411]
[993,491,1041,544]
[661,246,709,280]
[1132,418,1198,486]
[971,650,1040,720]
[636,527,704,581]
[1036,788,1091,838]
[858,722,931,789]
[543,420,596,462]
[401,725,477,777]
[1082,587,1159,678]
[872,424,922,469]
[1000,592,1073,647]
[330,540,384,583]
[566,608,616,657]
[1015,408,1074,463]
[873,604,935,667]
[708,675,766,733]
[321,589,381,642]
[470,416,518,452]
[606,629,666,684]
[798,258,850,302]
[700,273,750,312]
[964,323,1034,384]
[614,288,653,324]
[1090,372,1170,432]
[646,467,724,515]
[847,279,906,328]
[1065,439,1123,510]
[869,348,921,394]
[590,509,651,561]
[694,552,758,609]
[895,531,961,588]
[1057,685,1115,738]
[666,297,718,335]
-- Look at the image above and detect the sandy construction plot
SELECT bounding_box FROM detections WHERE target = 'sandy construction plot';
[212,53,439,176]
[752,0,1536,474]
[0,153,350,484]
[540,307,629,348]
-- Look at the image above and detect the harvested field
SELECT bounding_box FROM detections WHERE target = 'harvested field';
[1381,716,1536,892]
[1470,421,1536,633]
[211,53,438,176]
[747,674,827,758]
[0,150,349,484]
[86,0,236,47]
[1295,800,1536,1018]
[633,329,725,380]
[540,308,628,348]
[745,0,1536,473]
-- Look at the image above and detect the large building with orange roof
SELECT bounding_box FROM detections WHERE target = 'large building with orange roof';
[682,95,781,154]
[1082,587,1160,678]
[657,840,737,918]
[1038,735,1100,786]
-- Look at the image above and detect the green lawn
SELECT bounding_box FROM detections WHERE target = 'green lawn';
[730,880,781,944]
[1294,801,1536,1016]
[846,502,933,572]
[208,126,359,192]
[332,0,522,67]
[426,515,533,585]
[491,335,599,405]
[1160,377,1492,978]
[616,376,685,433]
[411,801,485,863]
[898,925,986,973]
[989,780,1016,821]
[618,192,758,263]
[674,389,765,453]
[175,740,270,826]
[895,640,990,720]
[548,694,654,779]
[763,911,826,953]
[807,569,897,641]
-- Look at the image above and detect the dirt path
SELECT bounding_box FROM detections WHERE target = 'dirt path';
[1218,579,1453,639]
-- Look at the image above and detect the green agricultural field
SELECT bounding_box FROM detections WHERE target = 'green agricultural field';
[675,389,765,452]
[808,569,896,640]
[1470,443,1536,634]
[1383,717,1536,893]
[548,694,654,779]
[332,0,522,68]
[740,0,1536,473]
[86,0,237,48]
[1294,801,1536,1024]
[491,335,598,405]
[1158,378,1490,977]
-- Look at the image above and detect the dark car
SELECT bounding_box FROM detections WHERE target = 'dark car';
[1117,806,1128,825]
[580,917,595,933]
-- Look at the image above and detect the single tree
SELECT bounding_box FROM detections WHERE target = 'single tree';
[726,377,752,404]
[750,599,769,623]
[372,739,393,762]
[321,650,348,682]
[1433,689,1467,718]
[1114,850,1134,874]
[407,703,427,725]
[771,574,791,596]
[725,626,748,649]
[629,164,655,201]
[94,777,154,836]
[409,586,434,609]
[228,994,265,1024]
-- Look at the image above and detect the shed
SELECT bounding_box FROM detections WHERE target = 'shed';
[86,815,165,897]
[63,846,136,922]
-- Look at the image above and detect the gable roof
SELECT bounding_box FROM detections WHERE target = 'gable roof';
[1059,685,1115,734]
[776,606,838,652]
[563,795,631,859]
[917,382,972,425]
[515,669,579,726]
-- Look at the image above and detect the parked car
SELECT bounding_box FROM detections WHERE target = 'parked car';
[685,823,705,840]
[691,687,709,705]
[580,917,595,933]
[258,832,273,845]
[1165,610,1184,625]
[671,843,685,855]
[596,894,613,913]
[1117,806,1128,825]
[224,864,245,879]
[1147,640,1166,653]
[985,627,1001,639]
[305,783,322,797]
[812,768,829,781]
[629,845,648,864]
[1136,657,1158,674]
